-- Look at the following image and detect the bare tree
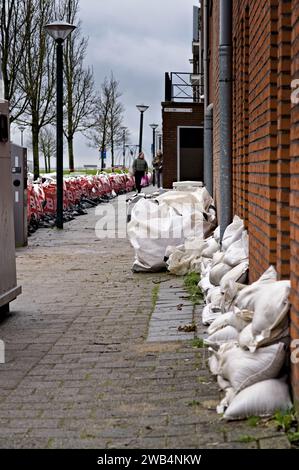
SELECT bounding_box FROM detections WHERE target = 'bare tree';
[87,77,112,170]
[17,0,56,180]
[56,0,97,172]
[108,75,124,168]
[0,0,28,121]
[87,74,124,170]
[40,126,55,173]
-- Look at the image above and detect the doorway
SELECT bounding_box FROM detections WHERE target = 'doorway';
[177,126,203,181]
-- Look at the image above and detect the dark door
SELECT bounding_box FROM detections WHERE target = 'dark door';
[179,127,203,181]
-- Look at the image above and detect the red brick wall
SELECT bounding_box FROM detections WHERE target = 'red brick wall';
[161,102,204,189]
[290,0,299,408]
[232,2,249,226]
[210,0,292,280]
[209,0,299,404]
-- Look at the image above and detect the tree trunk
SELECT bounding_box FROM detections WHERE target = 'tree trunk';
[32,125,40,180]
[68,136,74,172]
[48,154,51,172]
[111,132,114,169]
[44,153,48,173]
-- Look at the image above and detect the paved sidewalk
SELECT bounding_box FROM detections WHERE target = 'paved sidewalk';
[0,195,290,449]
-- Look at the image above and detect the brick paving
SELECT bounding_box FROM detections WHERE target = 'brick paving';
[0,194,291,449]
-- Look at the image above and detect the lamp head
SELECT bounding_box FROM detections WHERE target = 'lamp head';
[45,22,76,42]
[150,124,158,130]
[136,104,149,113]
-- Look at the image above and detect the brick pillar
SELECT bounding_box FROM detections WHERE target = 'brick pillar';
[276,0,291,280]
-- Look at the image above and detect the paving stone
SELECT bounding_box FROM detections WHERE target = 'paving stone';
[259,436,291,449]
[0,192,291,449]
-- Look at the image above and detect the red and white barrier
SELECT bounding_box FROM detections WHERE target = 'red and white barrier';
[27,172,150,224]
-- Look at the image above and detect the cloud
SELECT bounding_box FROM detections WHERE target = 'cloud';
[12,0,198,168]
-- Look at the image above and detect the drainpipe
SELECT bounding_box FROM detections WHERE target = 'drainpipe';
[219,0,232,240]
[203,0,209,112]
[204,103,213,196]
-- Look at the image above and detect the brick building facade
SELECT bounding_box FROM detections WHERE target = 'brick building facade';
[161,102,204,189]
[206,0,299,406]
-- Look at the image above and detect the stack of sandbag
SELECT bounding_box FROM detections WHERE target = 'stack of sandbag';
[205,266,292,420]
[199,216,249,325]
[128,187,217,272]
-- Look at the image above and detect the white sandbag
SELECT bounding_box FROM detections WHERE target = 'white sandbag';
[206,286,223,307]
[202,304,221,326]
[209,263,232,286]
[218,343,286,393]
[213,226,221,243]
[251,280,291,342]
[208,353,219,376]
[204,326,239,347]
[201,237,219,258]
[167,250,194,276]
[222,216,244,251]
[198,275,214,293]
[217,376,231,390]
[235,266,278,311]
[208,309,250,335]
[238,323,254,350]
[189,258,202,274]
[239,322,289,352]
[211,251,225,267]
[223,231,248,267]
[223,378,292,420]
[164,244,183,259]
[221,280,248,311]
[220,261,249,292]
[217,388,236,414]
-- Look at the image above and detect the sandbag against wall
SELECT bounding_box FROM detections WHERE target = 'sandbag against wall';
[217,343,286,393]
[223,378,292,420]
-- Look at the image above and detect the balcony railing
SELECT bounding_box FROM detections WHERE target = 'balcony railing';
[165,72,204,103]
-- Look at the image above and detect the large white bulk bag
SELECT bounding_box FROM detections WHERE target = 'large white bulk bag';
[223,378,292,420]
[218,343,286,393]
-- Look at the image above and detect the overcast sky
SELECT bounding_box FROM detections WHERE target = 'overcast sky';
[13,0,197,169]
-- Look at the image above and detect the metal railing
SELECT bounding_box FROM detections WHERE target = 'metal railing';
[165,72,204,103]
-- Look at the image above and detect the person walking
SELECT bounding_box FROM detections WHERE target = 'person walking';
[132,152,148,193]
[153,150,163,188]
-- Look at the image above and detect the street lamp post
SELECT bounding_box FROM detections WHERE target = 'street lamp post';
[150,124,158,187]
[45,22,76,230]
[18,125,25,147]
[136,105,149,154]
[120,127,126,168]
[150,124,158,161]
